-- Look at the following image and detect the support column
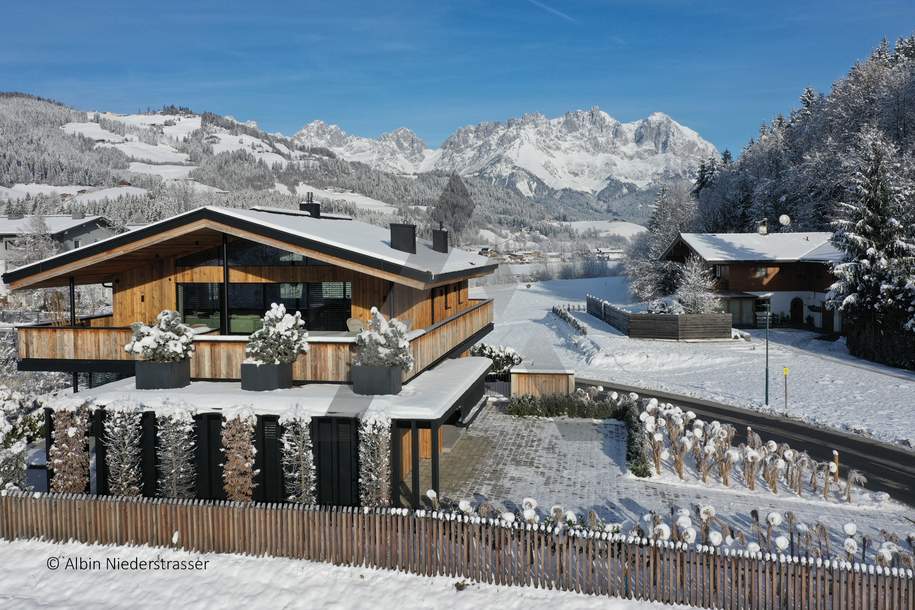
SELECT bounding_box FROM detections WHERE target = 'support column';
[94,409,109,495]
[410,421,419,508]
[44,408,53,492]
[430,422,440,499]
[220,234,230,335]
[140,412,157,497]
[69,276,78,393]
[390,421,402,508]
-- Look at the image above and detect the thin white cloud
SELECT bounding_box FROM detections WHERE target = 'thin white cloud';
[526,0,577,23]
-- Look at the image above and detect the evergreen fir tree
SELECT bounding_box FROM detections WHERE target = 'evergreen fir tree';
[222,413,257,502]
[358,413,391,507]
[49,407,90,494]
[431,173,475,238]
[280,415,315,504]
[103,406,143,497]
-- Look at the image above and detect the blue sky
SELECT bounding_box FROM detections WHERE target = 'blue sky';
[3,0,914,154]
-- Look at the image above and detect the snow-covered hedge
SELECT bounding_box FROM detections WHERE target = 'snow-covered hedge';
[156,410,196,499]
[280,412,315,504]
[245,303,309,365]
[103,405,142,497]
[358,412,391,507]
[125,310,195,362]
[647,297,685,315]
[551,305,587,335]
[222,412,258,502]
[354,307,414,371]
[49,406,90,494]
[469,343,522,375]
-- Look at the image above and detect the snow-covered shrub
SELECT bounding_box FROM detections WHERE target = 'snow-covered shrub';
[222,413,258,502]
[0,387,43,491]
[245,303,309,364]
[358,413,391,507]
[469,343,522,376]
[647,297,685,315]
[674,256,721,314]
[353,307,414,371]
[156,410,196,498]
[551,305,587,335]
[49,406,90,494]
[125,310,195,362]
[103,405,142,497]
[280,412,315,504]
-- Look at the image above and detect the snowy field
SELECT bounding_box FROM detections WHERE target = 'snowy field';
[565,219,647,238]
[273,181,399,214]
[473,277,915,448]
[0,183,91,201]
[0,538,684,610]
[97,140,189,164]
[127,162,196,178]
[71,186,148,204]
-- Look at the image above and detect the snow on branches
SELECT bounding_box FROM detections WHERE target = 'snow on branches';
[358,412,391,507]
[103,405,143,497]
[0,387,39,491]
[469,343,522,375]
[222,413,258,502]
[125,310,195,362]
[245,303,309,365]
[354,307,414,371]
[674,256,722,314]
[156,410,196,499]
[279,411,315,504]
[49,406,90,494]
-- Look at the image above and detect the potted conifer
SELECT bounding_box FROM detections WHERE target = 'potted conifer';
[125,310,194,389]
[351,307,414,395]
[241,303,309,391]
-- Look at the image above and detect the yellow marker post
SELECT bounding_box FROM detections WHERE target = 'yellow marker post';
[783,367,789,415]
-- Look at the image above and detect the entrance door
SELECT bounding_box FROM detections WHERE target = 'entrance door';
[790,298,804,325]
[313,417,359,506]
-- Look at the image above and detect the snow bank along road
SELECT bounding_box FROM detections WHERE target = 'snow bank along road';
[577,376,915,507]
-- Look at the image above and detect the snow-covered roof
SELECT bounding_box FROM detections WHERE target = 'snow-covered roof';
[673,232,842,263]
[77,357,492,421]
[0,214,107,237]
[2,206,497,287]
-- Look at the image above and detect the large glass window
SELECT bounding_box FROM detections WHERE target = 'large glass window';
[177,283,221,330]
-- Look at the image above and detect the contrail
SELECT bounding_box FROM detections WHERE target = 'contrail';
[526,0,577,23]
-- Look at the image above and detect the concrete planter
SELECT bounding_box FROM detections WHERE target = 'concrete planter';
[351,365,402,395]
[241,362,293,391]
[135,359,190,390]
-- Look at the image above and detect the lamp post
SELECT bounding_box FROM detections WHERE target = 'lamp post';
[765,300,770,406]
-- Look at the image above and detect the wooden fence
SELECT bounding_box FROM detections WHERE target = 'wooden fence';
[1,492,911,609]
[510,369,576,397]
[587,295,732,340]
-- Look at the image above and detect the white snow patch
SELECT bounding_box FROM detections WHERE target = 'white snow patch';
[128,163,196,179]
[71,186,148,204]
[97,140,189,164]
[61,122,125,143]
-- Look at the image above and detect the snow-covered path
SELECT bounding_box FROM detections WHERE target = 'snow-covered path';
[473,277,915,448]
[0,538,685,609]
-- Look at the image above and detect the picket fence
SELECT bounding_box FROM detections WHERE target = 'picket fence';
[0,491,912,609]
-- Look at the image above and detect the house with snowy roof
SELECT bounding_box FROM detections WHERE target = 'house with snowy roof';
[663,231,844,330]
[0,212,114,283]
[2,203,498,507]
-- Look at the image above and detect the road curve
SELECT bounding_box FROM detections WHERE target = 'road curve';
[577,376,915,507]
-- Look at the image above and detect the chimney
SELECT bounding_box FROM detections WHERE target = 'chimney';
[390,223,416,254]
[432,223,449,253]
[299,192,321,218]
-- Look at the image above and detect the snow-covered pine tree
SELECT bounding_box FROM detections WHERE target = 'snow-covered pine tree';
[0,388,35,491]
[222,413,258,502]
[358,413,391,507]
[353,307,414,371]
[103,405,143,497]
[156,410,196,498]
[279,414,315,504]
[828,127,915,367]
[49,406,90,494]
[431,173,475,239]
[245,303,309,364]
[675,256,722,314]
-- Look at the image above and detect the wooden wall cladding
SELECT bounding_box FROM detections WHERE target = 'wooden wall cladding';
[191,338,352,382]
[17,327,135,361]
[510,371,576,397]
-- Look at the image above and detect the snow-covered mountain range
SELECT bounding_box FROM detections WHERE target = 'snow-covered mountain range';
[293,108,717,195]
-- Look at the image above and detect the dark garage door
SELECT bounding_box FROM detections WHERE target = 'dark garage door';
[313,417,359,506]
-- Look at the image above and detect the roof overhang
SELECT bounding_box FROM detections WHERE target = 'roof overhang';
[2,207,498,291]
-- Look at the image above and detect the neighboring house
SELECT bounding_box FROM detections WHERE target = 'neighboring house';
[0,213,115,282]
[663,232,844,331]
[2,204,498,507]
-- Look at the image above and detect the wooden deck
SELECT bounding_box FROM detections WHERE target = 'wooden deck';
[15,298,493,383]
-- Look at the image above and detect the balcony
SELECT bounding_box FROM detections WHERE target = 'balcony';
[15,299,494,383]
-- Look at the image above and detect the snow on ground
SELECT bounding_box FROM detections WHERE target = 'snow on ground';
[206,132,288,166]
[60,122,125,143]
[565,220,647,239]
[286,182,399,214]
[127,162,196,179]
[97,112,202,141]
[473,277,915,448]
[71,186,148,204]
[97,140,189,164]
[0,183,92,201]
[0,538,683,610]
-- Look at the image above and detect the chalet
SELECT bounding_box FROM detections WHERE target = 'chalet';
[0,213,114,283]
[663,231,844,330]
[2,203,498,507]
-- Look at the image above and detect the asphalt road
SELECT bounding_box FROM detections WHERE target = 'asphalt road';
[577,376,915,508]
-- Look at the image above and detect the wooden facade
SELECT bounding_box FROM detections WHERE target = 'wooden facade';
[510,369,576,397]
[713,262,833,293]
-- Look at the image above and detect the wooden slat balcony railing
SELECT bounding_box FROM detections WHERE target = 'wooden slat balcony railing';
[14,298,494,383]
